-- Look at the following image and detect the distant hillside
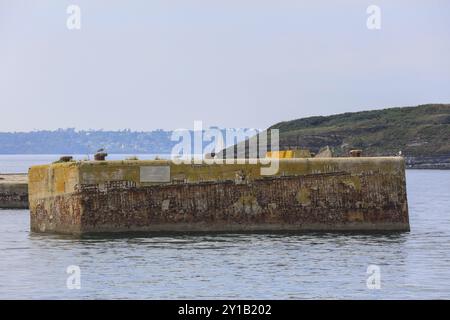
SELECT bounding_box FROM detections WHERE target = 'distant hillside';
[271,104,450,157]
[220,104,450,169]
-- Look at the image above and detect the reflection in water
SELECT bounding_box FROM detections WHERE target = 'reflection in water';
[0,170,449,299]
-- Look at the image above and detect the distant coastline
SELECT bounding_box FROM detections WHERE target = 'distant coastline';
[1,104,450,169]
[217,103,450,169]
[405,155,450,170]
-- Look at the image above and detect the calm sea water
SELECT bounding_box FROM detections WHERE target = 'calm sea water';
[1,156,449,299]
[0,154,167,173]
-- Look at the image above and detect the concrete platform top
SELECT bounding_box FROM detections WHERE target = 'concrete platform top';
[0,173,28,185]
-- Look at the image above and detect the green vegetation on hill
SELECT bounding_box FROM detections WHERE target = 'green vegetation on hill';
[270,104,450,157]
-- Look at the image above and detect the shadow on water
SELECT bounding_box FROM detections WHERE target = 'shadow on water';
[28,229,409,246]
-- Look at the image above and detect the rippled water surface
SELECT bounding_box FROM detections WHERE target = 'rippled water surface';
[1,163,450,298]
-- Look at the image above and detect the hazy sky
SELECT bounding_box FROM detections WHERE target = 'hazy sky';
[1,0,449,131]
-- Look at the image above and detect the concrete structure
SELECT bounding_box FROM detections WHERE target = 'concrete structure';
[0,174,28,209]
[28,158,409,234]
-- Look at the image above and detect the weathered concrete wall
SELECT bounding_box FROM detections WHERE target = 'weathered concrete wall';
[0,174,28,209]
[29,158,409,234]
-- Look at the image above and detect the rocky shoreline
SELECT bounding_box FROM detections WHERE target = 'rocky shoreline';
[406,156,450,169]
